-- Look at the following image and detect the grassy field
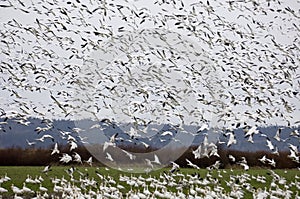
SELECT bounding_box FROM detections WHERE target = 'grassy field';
[0,166,299,198]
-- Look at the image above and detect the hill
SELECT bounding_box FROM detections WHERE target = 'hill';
[0,117,298,152]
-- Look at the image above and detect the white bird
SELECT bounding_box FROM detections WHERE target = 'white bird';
[145,159,154,169]
[51,143,60,155]
[66,166,75,176]
[203,135,209,146]
[39,184,48,192]
[210,160,221,169]
[60,153,72,163]
[59,130,71,137]
[226,132,237,147]
[271,147,279,156]
[90,123,101,129]
[26,139,36,146]
[121,149,136,160]
[35,126,52,134]
[110,133,118,143]
[192,145,202,159]
[289,143,299,154]
[85,156,93,166]
[106,153,114,161]
[128,127,139,138]
[42,165,51,173]
[198,123,209,132]
[290,129,299,137]
[103,132,118,150]
[141,141,150,148]
[103,141,116,152]
[152,154,161,165]
[15,119,30,126]
[266,139,275,151]
[244,126,259,137]
[67,134,76,142]
[228,155,236,162]
[77,135,88,143]
[0,187,8,193]
[22,182,34,194]
[288,149,300,163]
[247,135,254,143]
[267,158,276,167]
[3,173,11,182]
[73,152,82,163]
[35,134,54,142]
[259,155,267,164]
[25,175,35,184]
[11,184,23,195]
[53,184,63,193]
[239,157,247,165]
[69,140,78,151]
[161,131,173,136]
[186,158,200,169]
[33,176,41,184]
[239,162,249,171]
[38,176,44,182]
[72,127,84,133]
[170,161,180,173]
[274,127,283,142]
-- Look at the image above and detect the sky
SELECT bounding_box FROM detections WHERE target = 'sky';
[0,0,299,128]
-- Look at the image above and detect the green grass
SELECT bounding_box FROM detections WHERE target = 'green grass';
[0,166,299,198]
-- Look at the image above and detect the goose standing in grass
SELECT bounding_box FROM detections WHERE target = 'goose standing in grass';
[34,176,41,184]
[22,182,34,194]
[39,184,48,193]
[0,186,8,193]
[3,173,11,182]
[11,184,23,195]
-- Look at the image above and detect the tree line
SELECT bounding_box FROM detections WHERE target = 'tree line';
[0,145,299,169]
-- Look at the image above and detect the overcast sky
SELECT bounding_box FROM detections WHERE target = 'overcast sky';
[0,0,299,127]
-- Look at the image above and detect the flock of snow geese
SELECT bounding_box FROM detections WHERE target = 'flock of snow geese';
[1,167,300,198]
[0,0,299,197]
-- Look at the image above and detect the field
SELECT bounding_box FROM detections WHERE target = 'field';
[0,166,299,198]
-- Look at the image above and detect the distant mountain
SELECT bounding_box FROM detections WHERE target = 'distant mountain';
[0,118,76,149]
[0,117,299,152]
